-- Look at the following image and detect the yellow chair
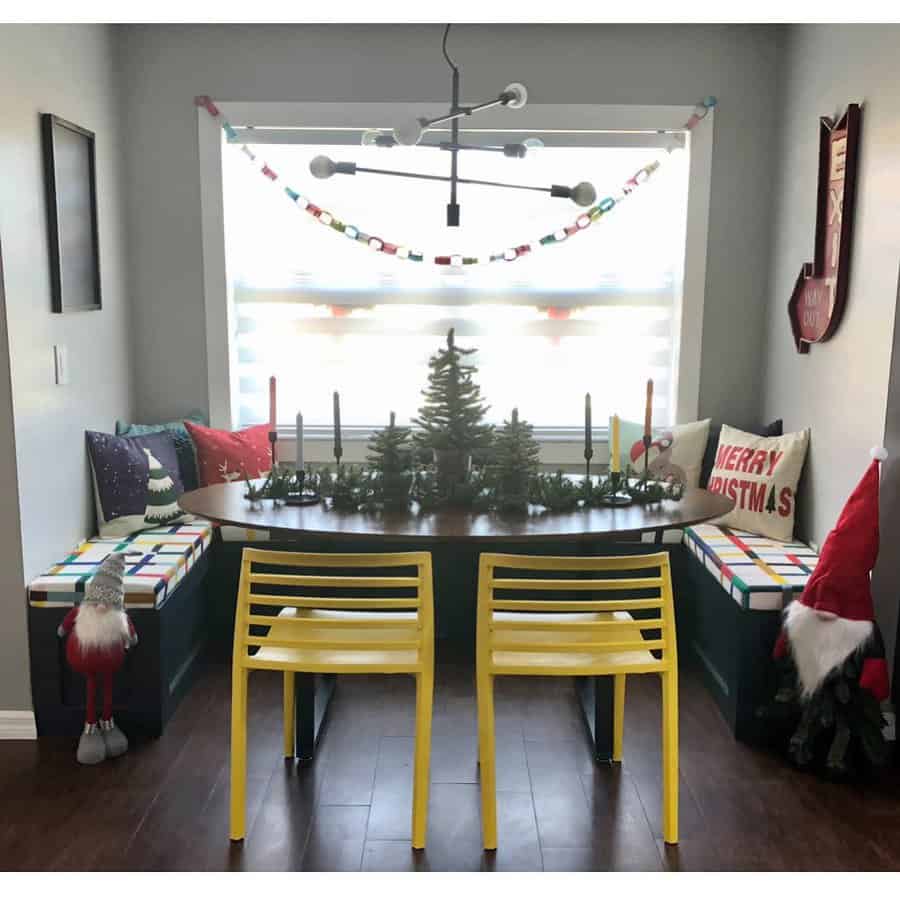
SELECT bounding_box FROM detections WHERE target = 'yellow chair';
[230,548,435,848]
[475,551,678,848]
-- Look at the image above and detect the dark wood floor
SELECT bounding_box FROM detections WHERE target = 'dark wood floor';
[2,657,900,872]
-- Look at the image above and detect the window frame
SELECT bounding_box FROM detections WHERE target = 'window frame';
[198,100,713,466]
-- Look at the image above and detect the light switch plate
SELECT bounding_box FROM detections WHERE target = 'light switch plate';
[53,345,68,385]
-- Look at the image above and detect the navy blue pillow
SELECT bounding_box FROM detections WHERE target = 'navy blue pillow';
[86,430,185,537]
[699,419,783,489]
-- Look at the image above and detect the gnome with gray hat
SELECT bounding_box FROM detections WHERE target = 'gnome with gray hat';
[57,552,137,764]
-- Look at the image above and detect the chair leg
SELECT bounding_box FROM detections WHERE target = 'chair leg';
[282,671,295,758]
[476,669,497,850]
[412,668,434,850]
[613,674,626,762]
[661,669,679,845]
[230,666,249,841]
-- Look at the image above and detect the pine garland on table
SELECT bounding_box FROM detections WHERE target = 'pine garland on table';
[530,469,582,512]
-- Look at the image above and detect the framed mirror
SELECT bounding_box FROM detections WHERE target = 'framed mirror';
[41,113,102,313]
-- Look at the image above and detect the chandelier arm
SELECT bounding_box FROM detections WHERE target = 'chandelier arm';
[351,164,554,195]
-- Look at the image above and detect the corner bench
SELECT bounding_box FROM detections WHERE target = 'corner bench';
[680,523,819,740]
[26,514,819,748]
[27,521,214,737]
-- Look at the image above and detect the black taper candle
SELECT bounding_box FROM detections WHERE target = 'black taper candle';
[584,392,593,481]
[333,391,342,464]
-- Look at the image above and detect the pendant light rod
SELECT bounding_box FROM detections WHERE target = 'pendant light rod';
[323,159,595,205]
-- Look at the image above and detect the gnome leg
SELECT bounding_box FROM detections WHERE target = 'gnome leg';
[76,673,107,765]
[825,713,853,778]
[99,672,128,759]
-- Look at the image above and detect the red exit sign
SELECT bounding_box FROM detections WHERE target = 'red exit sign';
[787,104,861,353]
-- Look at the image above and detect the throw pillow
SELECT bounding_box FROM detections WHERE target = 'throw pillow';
[183,421,272,487]
[616,417,711,490]
[699,419,783,488]
[706,424,810,541]
[87,430,185,538]
[116,409,207,491]
[143,449,191,527]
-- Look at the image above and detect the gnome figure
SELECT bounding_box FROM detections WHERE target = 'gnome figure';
[760,448,891,777]
[57,552,138,765]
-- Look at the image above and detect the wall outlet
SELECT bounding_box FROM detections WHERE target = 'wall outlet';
[53,345,68,385]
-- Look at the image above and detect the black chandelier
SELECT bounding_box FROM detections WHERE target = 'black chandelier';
[308,24,597,227]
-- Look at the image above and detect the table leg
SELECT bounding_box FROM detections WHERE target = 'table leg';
[293,673,337,762]
[575,675,615,763]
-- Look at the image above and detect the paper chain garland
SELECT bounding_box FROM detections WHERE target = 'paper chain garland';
[196,95,716,266]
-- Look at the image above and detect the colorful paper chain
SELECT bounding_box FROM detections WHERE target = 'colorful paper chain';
[196,95,716,266]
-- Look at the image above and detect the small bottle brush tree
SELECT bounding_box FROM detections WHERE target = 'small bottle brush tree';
[413,328,493,499]
[490,408,541,515]
[366,412,414,511]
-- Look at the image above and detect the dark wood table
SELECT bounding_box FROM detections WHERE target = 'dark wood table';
[181,484,733,762]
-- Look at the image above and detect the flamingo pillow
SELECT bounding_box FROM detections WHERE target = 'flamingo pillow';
[183,422,272,487]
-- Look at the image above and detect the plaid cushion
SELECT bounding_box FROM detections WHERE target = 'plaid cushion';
[28,521,214,610]
[683,523,818,611]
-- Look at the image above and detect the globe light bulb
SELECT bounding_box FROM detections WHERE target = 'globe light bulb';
[503,82,528,110]
[309,155,336,179]
[393,117,424,146]
[571,181,597,207]
[523,137,544,150]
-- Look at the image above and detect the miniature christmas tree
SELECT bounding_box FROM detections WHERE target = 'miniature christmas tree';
[413,328,493,498]
[366,412,414,512]
[143,449,185,526]
[490,408,541,515]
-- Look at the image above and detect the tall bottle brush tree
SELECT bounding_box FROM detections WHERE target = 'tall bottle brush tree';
[366,412,414,511]
[491,408,541,514]
[413,328,493,495]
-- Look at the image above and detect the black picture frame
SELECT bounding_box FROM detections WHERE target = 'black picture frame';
[41,113,102,313]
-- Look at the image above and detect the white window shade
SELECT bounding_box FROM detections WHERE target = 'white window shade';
[223,137,689,435]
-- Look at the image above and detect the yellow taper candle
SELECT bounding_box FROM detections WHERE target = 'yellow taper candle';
[610,414,621,473]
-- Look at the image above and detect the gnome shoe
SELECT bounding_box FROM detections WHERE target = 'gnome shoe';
[100,718,129,758]
[77,723,107,765]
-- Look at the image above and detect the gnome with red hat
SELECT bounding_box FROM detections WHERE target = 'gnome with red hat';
[761,448,891,776]
[57,552,137,765]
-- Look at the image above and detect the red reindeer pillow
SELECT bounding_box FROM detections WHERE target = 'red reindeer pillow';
[183,422,272,487]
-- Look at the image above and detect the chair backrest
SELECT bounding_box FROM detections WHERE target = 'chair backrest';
[234,548,434,671]
[477,551,676,672]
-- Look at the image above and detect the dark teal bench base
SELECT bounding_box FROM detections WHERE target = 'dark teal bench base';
[679,550,782,742]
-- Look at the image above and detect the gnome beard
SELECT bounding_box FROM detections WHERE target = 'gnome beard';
[784,602,874,698]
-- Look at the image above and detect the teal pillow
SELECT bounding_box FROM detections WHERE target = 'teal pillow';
[116,410,207,491]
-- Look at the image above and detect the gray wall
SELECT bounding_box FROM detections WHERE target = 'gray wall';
[0,25,134,710]
[759,26,900,651]
[116,23,784,431]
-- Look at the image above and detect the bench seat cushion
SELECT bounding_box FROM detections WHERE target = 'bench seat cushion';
[683,523,819,611]
[28,520,214,610]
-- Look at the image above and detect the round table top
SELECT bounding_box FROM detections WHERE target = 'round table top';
[179,482,734,544]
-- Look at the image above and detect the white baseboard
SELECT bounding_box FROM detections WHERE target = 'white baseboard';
[0,710,37,739]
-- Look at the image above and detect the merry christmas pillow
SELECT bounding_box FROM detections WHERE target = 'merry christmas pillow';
[707,424,810,541]
[617,417,711,490]
[184,421,272,487]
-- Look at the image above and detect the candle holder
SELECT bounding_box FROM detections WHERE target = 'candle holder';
[268,430,278,468]
[595,470,633,507]
[642,434,652,476]
[285,468,322,506]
